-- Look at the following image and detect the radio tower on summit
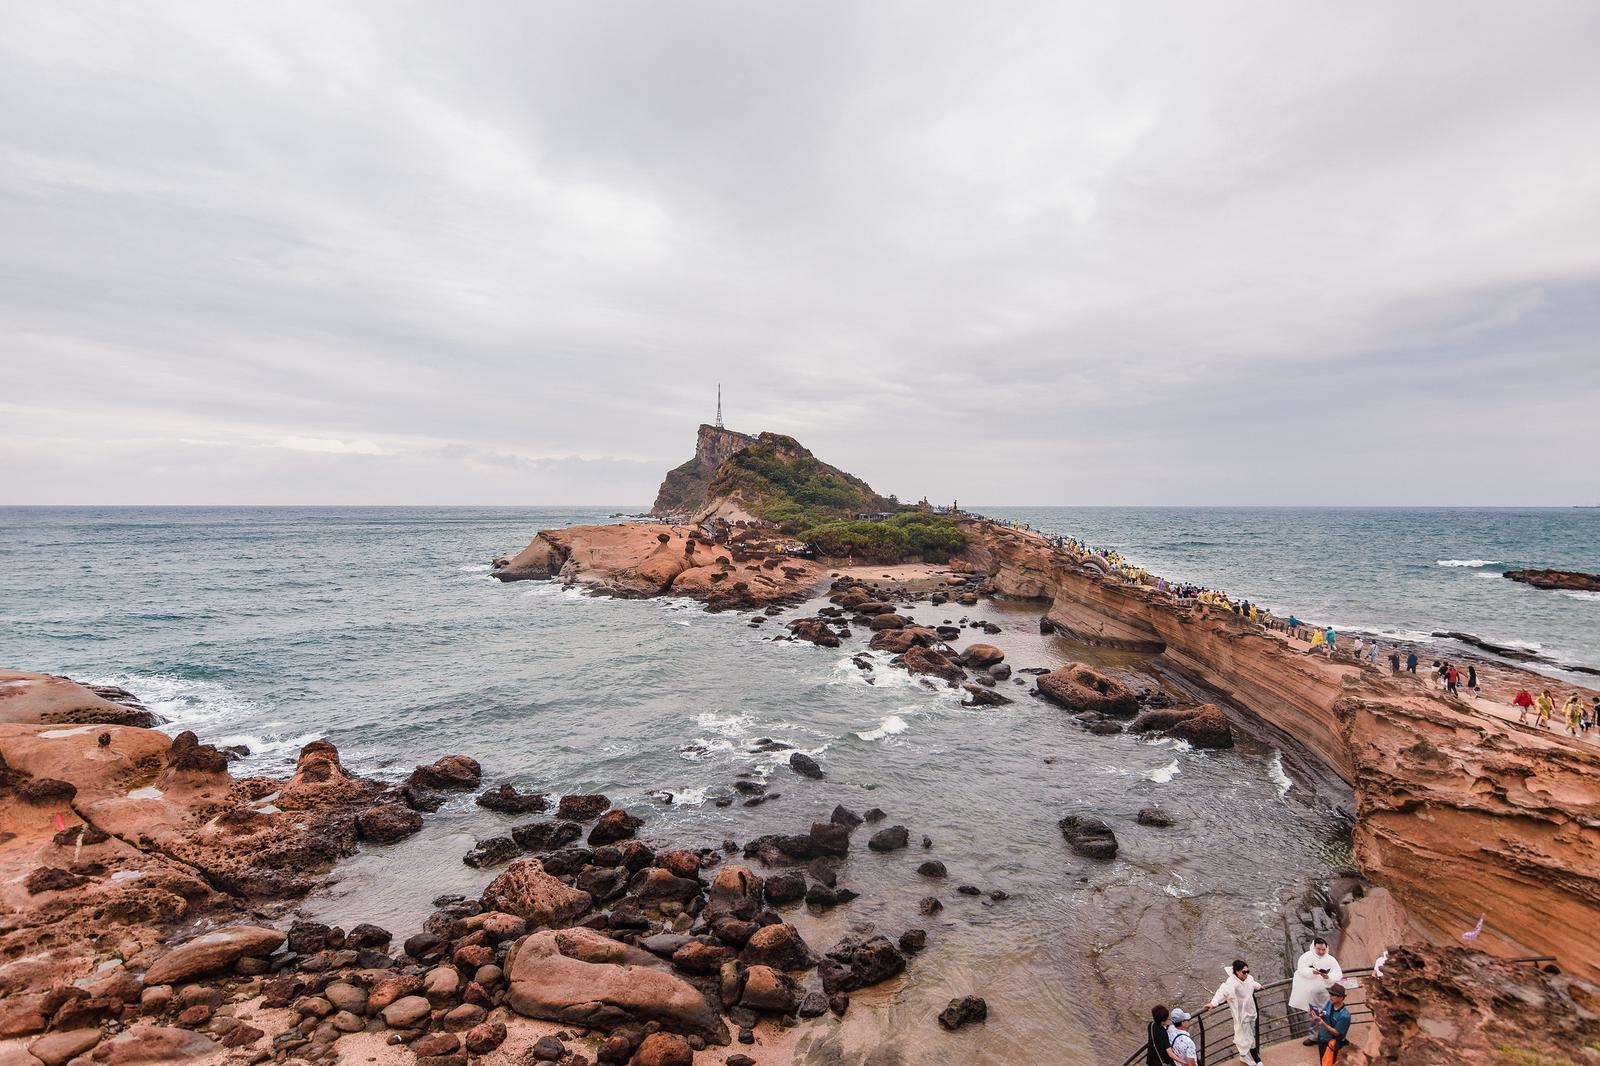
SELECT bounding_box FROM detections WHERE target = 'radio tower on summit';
[716,383,724,429]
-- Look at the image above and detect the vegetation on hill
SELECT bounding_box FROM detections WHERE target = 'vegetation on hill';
[695,430,967,562]
[802,511,968,562]
[707,433,894,529]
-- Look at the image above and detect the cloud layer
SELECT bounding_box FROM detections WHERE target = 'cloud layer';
[4,1,1598,504]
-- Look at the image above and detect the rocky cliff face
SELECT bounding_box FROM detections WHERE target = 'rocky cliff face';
[1357,946,1599,1064]
[650,424,755,515]
[955,519,1600,982]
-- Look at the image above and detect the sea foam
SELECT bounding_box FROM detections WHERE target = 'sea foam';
[1437,559,1498,568]
[856,714,909,742]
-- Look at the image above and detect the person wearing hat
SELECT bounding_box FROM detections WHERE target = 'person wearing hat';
[1307,983,1352,1064]
[1166,1008,1199,1066]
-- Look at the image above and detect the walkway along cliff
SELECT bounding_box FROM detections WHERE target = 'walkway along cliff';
[955,516,1600,983]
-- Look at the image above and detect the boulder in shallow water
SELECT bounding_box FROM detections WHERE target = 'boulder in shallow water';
[406,754,482,791]
[357,802,423,844]
[463,836,520,868]
[1036,663,1138,715]
[558,793,611,821]
[587,808,644,845]
[789,752,824,779]
[938,995,988,1030]
[476,783,548,814]
[1137,806,1175,827]
[868,825,910,852]
[511,819,584,852]
[1058,815,1119,860]
[962,684,1013,707]
[1129,703,1233,749]
[960,643,1005,668]
[903,647,965,684]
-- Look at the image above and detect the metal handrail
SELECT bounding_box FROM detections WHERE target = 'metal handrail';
[1118,956,1554,1066]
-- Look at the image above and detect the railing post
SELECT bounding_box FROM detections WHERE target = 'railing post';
[1196,1012,1206,1066]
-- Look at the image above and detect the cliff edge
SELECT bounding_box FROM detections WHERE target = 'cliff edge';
[650,423,755,516]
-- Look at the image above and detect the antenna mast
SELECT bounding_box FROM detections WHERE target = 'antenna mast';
[716,383,724,429]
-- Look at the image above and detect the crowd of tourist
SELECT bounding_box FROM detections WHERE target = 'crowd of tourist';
[1146,940,1353,1066]
[1512,687,1596,736]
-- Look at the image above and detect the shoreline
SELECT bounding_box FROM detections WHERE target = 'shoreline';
[3,509,1596,1065]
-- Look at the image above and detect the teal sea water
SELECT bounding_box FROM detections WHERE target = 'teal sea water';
[987,506,1600,676]
[0,505,1591,1063]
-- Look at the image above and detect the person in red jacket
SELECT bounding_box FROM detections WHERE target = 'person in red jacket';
[1512,689,1534,723]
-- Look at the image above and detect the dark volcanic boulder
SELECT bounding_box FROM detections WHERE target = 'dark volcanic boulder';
[463,836,521,868]
[588,809,644,845]
[820,933,906,993]
[764,871,807,905]
[357,803,423,844]
[557,793,611,821]
[406,755,482,791]
[808,821,851,857]
[1058,815,1118,860]
[938,995,988,1030]
[868,825,910,852]
[477,783,548,814]
[789,752,824,779]
[1036,663,1138,715]
[1137,806,1175,828]
[511,819,584,852]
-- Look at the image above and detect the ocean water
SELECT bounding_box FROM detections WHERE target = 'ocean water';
[0,505,1584,1063]
[986,507,1600,677]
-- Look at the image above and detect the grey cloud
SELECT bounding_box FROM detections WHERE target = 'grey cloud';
[2,0,1597,505]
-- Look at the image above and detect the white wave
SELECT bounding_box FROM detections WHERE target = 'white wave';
[79,673,323,774]
[1558,589,1600,603]
[695,711,750,738]
[1267,749,1294,797]
[1147,759,1181,783]
[457,563,491,573]
[661,786,708,806]
[678,737,735,762]
[856,714,909,742]
[1437,559,1498,568]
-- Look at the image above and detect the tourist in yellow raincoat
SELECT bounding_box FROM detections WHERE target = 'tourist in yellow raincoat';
[1534,690,1555,730]
[1564,695,1584,737]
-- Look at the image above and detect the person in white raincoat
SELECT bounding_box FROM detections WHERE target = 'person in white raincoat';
[1207,959,1265,1066]
[1288,937,1344,1012]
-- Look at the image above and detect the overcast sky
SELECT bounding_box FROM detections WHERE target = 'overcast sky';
[4,1,1598,506]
